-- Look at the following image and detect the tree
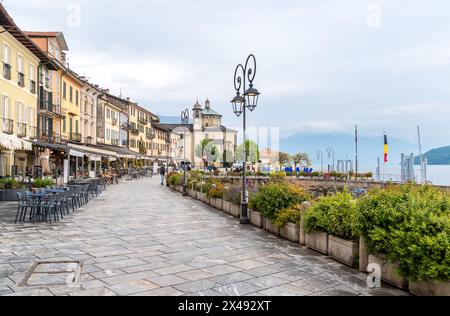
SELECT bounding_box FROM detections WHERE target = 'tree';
[292,152,311,169]
[195,139,219,163]
[237,140,260,163]
[279,152,292,167]
[221,149,234,168]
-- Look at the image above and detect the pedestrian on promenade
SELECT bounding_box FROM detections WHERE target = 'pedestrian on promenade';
[160,165,166,185]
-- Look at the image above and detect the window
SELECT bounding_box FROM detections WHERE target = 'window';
[106,108,110,119]
[29,64,35,81]
[106,129,111,140]
[69,86,73,103]
[63,82,67,99]
[75,120,79,133]
[2,95,10,119]
[2,44,10,64]
[17,55,24,74]
[63,118,66,133]
[76,91,79,106]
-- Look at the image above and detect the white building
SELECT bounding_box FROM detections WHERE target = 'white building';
[162,99,237,169]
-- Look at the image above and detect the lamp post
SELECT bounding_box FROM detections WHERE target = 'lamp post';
[316,150,324,174]
[181,109,189,196]
[326,147,335,172]
[231,54,261,225]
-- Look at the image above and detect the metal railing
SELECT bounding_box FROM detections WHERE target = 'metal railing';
[18,72,25,87]
[138,117,148,125]
[29,126,37,139]
[30,80,36,94]
[70,132,82,142]
[2,118,14,134]
[146,131,156,140]
[85,136,93,144]
[130,127,139,135]
[17,123,27,138]
[3,63,11,80]
[111,139,119,146]
[39,100,65,117]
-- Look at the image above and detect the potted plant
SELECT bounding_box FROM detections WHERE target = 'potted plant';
[250,181,310,236]
[274,208,302,243]
[207,183,224,210]
[357,184,450,293]
[0,178,26,201]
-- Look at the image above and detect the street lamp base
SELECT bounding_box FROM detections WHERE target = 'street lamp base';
[240,203,250,225]
[183,186,188,196]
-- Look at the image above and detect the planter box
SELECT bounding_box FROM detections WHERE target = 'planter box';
[0,189,26,201]
[188,189,196,199]
[409,280,450,296]
[249,210,264,228]
[329,235,359,267]
[306,231,329,255]
[368,255,409,290]
[222,201,231,214]
[280,223,300,243]
[229,204,240,218]
[264,218,280,236]
[214,198,223,210]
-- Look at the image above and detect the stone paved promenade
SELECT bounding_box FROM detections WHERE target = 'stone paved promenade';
[0,177,409,296]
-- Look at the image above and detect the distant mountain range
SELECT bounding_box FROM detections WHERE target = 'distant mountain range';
[159,116,183,124]
[414,146,450,165]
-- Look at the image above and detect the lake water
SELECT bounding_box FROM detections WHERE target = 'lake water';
[379,165,450,186]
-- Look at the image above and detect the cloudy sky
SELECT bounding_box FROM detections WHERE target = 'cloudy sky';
[4,0,450,148]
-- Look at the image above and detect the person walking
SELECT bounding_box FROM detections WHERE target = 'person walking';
[160,165,166,185]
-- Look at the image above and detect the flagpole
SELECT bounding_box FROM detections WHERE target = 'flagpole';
[355,125,358,181]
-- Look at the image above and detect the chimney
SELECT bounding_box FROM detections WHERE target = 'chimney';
[126,97,130,101]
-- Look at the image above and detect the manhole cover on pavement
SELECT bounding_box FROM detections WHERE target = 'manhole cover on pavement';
[19,260,83,288]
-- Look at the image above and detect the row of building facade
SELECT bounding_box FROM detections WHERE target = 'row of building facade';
[0,5,237,182]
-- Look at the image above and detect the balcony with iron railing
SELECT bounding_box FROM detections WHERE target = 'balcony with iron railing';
[85,136,93,144]
[16,123,27,138]
[29,126,37,139]
[3,63,11,80]
[39,100,66,118]
[138,117,148,125]
[38,129,66,144]
[30,80,36,94]
[130,127,139,136]
[146,131,156,140]
[2,119,14,135]
[70,132,82,143]
[111,139,119,146]
[18,72,25,87]
[122,140,129,147]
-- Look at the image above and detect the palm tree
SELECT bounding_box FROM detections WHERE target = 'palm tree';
[292,152,311,173]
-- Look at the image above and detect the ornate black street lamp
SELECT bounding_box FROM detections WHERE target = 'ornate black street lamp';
[231,54,261,225]
[181,109,189,196]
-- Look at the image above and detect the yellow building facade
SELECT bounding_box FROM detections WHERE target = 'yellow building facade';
[0,7,54,178]
[61,69,83,143]
[128,102,156,155]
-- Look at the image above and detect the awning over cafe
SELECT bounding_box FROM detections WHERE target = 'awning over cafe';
[69,143,118,158]
[0,133,32,151]
[30,140,69,152]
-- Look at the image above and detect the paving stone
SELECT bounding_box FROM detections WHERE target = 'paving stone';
[214,282,263,296]
[108,280,160,295]
[148,275,189,287]
[134,287,183,296]
[0,177,408,296]
[174,280,217,293]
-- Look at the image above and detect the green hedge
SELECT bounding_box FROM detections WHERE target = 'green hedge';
[304,190,358,240]
[33,178,55,188]
[250,182,311,221]
[356,184,450,282]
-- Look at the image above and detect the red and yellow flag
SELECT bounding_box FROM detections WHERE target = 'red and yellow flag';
[384,134,389,163]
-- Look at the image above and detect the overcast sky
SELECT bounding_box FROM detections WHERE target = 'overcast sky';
[4,0,450,148]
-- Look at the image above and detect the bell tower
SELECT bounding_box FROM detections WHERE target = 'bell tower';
[192,99,203,168]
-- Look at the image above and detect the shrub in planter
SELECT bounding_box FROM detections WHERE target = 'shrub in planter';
[207,183,225,199]
[304,190,358,259]
[249,181,310,221]
[166,172,179,186]
[356,184,450,285]
[33,178,55,189]
[304,190,358,240]
[0,178,25,190]
[274,208,301,242]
